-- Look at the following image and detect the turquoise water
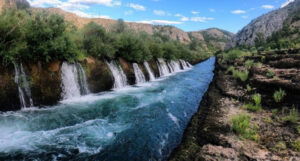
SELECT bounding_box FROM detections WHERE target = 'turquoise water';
[0,57,215,161]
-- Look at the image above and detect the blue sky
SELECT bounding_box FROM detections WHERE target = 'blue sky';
[27,0,295,33]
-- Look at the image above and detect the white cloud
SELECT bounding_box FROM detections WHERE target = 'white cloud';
[138,20,183,25]
[191,11,200,15]
[174,13,183,17]
[180,16,189,21]
[153,10,166,16]
[209,9,215,12]
[281,0,295,8]
[68,0,121,7]
[128,3,146,11]
[28,0,63,7]
[231,10,246,14]
[190,17,214,22]
[261,5,274,9]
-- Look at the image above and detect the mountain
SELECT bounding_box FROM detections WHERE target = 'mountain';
[231,0,300,47]
[0,0,29,12]
[189,28,234,51]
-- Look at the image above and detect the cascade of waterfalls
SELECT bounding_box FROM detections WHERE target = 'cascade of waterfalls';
[157,58,171,77]
[61,62,90,100]
[179,59,190,70]
[106,61,128,89]
[143,61,155,81]
[14,63,33,108]
[133,63,146,84]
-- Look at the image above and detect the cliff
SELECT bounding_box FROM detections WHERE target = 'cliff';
[231,0,300,47]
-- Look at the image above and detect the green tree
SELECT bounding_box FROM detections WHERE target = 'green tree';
[82,22,116,59]
[25,13,81,62]
[0,10,28,65]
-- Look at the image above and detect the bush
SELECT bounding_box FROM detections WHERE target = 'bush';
[25,12,81,62]
[82,22,116,59]
[266,70,275,78]
[273,89,286,103]
[245,60,255,69]
[244,103,262,112]
[292,140,300,152]
[282,108,299,124]
[231,114,259,141]
[252,93,262,106]
[232,70,249,82]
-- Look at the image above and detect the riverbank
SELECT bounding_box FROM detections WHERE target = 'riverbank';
[170,50,300,160]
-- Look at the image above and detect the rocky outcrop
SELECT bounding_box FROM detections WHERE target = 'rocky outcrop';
[231,0,300,47]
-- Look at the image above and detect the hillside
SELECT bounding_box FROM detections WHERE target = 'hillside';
[231,0,300,47]
[189,28,234,51]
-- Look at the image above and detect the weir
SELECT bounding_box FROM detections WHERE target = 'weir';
[13,63,33,108]
[157,58,171,77]
[143,61,155,81]
[133,63,146,84]
[61,62,90,100]
[106,60,128,89]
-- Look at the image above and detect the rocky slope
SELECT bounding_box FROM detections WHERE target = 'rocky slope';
[170,49,300,161]
[231,0,300,47]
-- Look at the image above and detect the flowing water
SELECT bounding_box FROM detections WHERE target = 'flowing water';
[76,63,90,95]
[169,60,182,72]
[144,61,156,81]
[179,59,190,70]
[13,63,33,108]
[106,61,128,89]
[133,63,146,84]
[61,62,90,100]
[0,58,215,161]
[157,58,171,77]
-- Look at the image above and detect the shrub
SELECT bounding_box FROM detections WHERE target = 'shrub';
[292,140,300,152]
[273,89,286,103]
[246,84,253,92]
[244,104,262,112]
[252,93,262,106]
[282,108,299,124]
[231,114,259,141]
[226,66,235,74]
[245,60,255,69]
[232,70,249,82]
[266,70,275,78]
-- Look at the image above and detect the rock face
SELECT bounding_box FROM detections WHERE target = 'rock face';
[231,0,300,47]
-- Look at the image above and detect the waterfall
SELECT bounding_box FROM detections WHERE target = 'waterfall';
[106,61,128,89]
[167,62,174,73]
[186,61,193,68]
[133,63,146,84]
[179,59,192,69]
[169,60,181,72]
[14,63,33,108]
[143,62,155,81]
[61,62,90,100]
[157,58,171,77]
[76,63,90,95]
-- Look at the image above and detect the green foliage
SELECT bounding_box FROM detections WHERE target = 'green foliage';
[254,32,265,50]
[0,10,28,65]
[292,140,300,152]
[245,60,254,69]
[282,108,299,124]
[244,103,262,112]
[273,89,286,103]
[232,69,249,82]
[116,32,151,62]
[82,22,116,59]
[252,93,262,106]
[113,19,127,33]
[231,114,259,141]
[274,141,287,151]
[266,70,275,78]
[246,84,253,92]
